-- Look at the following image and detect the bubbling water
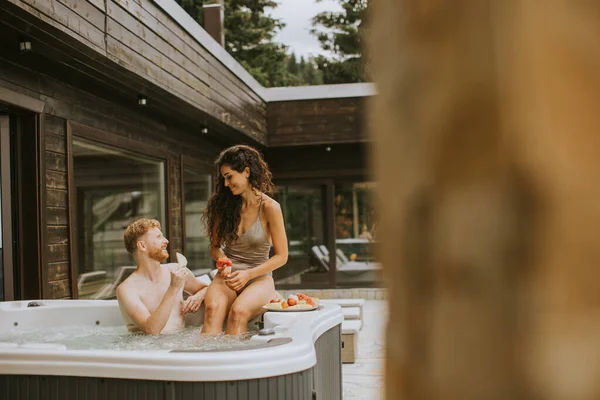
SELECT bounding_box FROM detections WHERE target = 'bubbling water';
[0,325,257,351]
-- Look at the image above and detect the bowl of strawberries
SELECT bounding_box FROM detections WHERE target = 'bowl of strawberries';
[263,293,320,312]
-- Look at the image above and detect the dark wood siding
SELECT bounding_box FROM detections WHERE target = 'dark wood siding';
[3,0,267,144]
[44,115,72,299]
[169,155,183,259]
[268,97,368,147]
[265,143,371,180]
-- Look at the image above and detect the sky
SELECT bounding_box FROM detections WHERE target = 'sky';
[268,0,342,60]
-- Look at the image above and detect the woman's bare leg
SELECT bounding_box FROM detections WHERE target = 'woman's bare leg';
[201,275,237,334]
[226,275,275,335]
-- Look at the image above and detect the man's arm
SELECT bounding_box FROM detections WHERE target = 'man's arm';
[182,268,208,294]
[181,269,208,315]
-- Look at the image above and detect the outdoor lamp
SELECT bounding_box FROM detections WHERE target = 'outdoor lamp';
[137,95,147,106]
[19,40,32,53]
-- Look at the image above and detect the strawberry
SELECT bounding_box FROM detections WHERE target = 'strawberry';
[216,257,233,269]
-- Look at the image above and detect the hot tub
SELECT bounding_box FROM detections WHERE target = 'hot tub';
[0,300,343,400]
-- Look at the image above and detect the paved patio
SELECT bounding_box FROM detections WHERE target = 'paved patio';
[342,300,387,399]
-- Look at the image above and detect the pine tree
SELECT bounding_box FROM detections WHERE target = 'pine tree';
[287,52,298,75]
[299,56,306,74]
[225,0,290,87]
[311,0,368,84]
[175,0,297,87]
[177,0,205,25]
[303,58,324,85]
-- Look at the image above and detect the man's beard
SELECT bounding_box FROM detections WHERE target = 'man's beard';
[148,247,168,262]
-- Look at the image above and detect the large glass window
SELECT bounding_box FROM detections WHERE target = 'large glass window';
[182,167,212,276]
[73,138,166,299]
[274,184,327,286]
[334,181,381,285]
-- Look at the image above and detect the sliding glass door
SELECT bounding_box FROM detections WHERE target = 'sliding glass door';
[274,182,334,287]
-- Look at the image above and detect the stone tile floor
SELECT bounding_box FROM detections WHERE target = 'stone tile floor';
[342,300,387,399]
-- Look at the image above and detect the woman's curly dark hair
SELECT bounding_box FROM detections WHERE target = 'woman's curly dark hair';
[202,145,275,246]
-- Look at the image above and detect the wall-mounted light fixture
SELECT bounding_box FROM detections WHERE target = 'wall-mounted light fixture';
[137,95,147,106]
[19,39,32,53]
[201,127,209,135]
[325,146,332,152]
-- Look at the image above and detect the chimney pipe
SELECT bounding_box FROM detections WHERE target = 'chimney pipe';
[203,3,225,47]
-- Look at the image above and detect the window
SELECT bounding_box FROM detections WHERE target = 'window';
[334,181,380,285]
[182,166,212,276]
[274,184,328,286]
[72,138,166,299]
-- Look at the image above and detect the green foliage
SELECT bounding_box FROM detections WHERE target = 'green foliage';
[284,54,323,86]
[311,0,368,84]
[224,0,291,87]
[177,0,205,25]
[287,52,298,75]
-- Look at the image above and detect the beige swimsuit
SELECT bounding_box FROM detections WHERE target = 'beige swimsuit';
[224,198,271,292]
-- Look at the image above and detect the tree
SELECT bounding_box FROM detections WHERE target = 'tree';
[225,0,292,87]
[177,0,205,25]
[311,0,368,84]
[287,52,298,75]
[302,58,324,85]
[175,0,297,87]
[299,56,306,73]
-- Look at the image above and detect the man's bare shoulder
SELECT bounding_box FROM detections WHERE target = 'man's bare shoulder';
[116,272,137,299]
[116,271,142,298]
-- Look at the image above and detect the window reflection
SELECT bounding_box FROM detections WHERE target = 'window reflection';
[334,182,380,285]
[183,168,212,276]
[73,138,165,299]
[274,185,327,285]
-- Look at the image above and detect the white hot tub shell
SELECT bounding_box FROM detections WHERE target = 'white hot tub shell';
[0,300,344,400]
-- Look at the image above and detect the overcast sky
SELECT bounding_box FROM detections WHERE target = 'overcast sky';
[268,0,342,60]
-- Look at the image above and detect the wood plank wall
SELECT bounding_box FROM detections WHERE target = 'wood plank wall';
[268,97,367,147]
[265,143,370,180]
[4,0,267,144]
[169,156,183,258]
[44,115,71,299]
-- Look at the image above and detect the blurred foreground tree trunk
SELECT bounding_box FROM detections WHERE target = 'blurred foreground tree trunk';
[369,1,600,399]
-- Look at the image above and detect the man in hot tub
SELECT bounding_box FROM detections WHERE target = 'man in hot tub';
[116,218,208,334]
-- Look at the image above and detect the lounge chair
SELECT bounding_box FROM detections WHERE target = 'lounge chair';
[92,266,137,299]
[317,245,380,273]
[311,246,380,283]
[78,271,109,299]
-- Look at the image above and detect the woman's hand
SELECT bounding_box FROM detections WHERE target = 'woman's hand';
[216,257,233,279]
[216,257,232,270]
[225,270,252,292]
[219,266,232,278]
[181,290,206,315]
